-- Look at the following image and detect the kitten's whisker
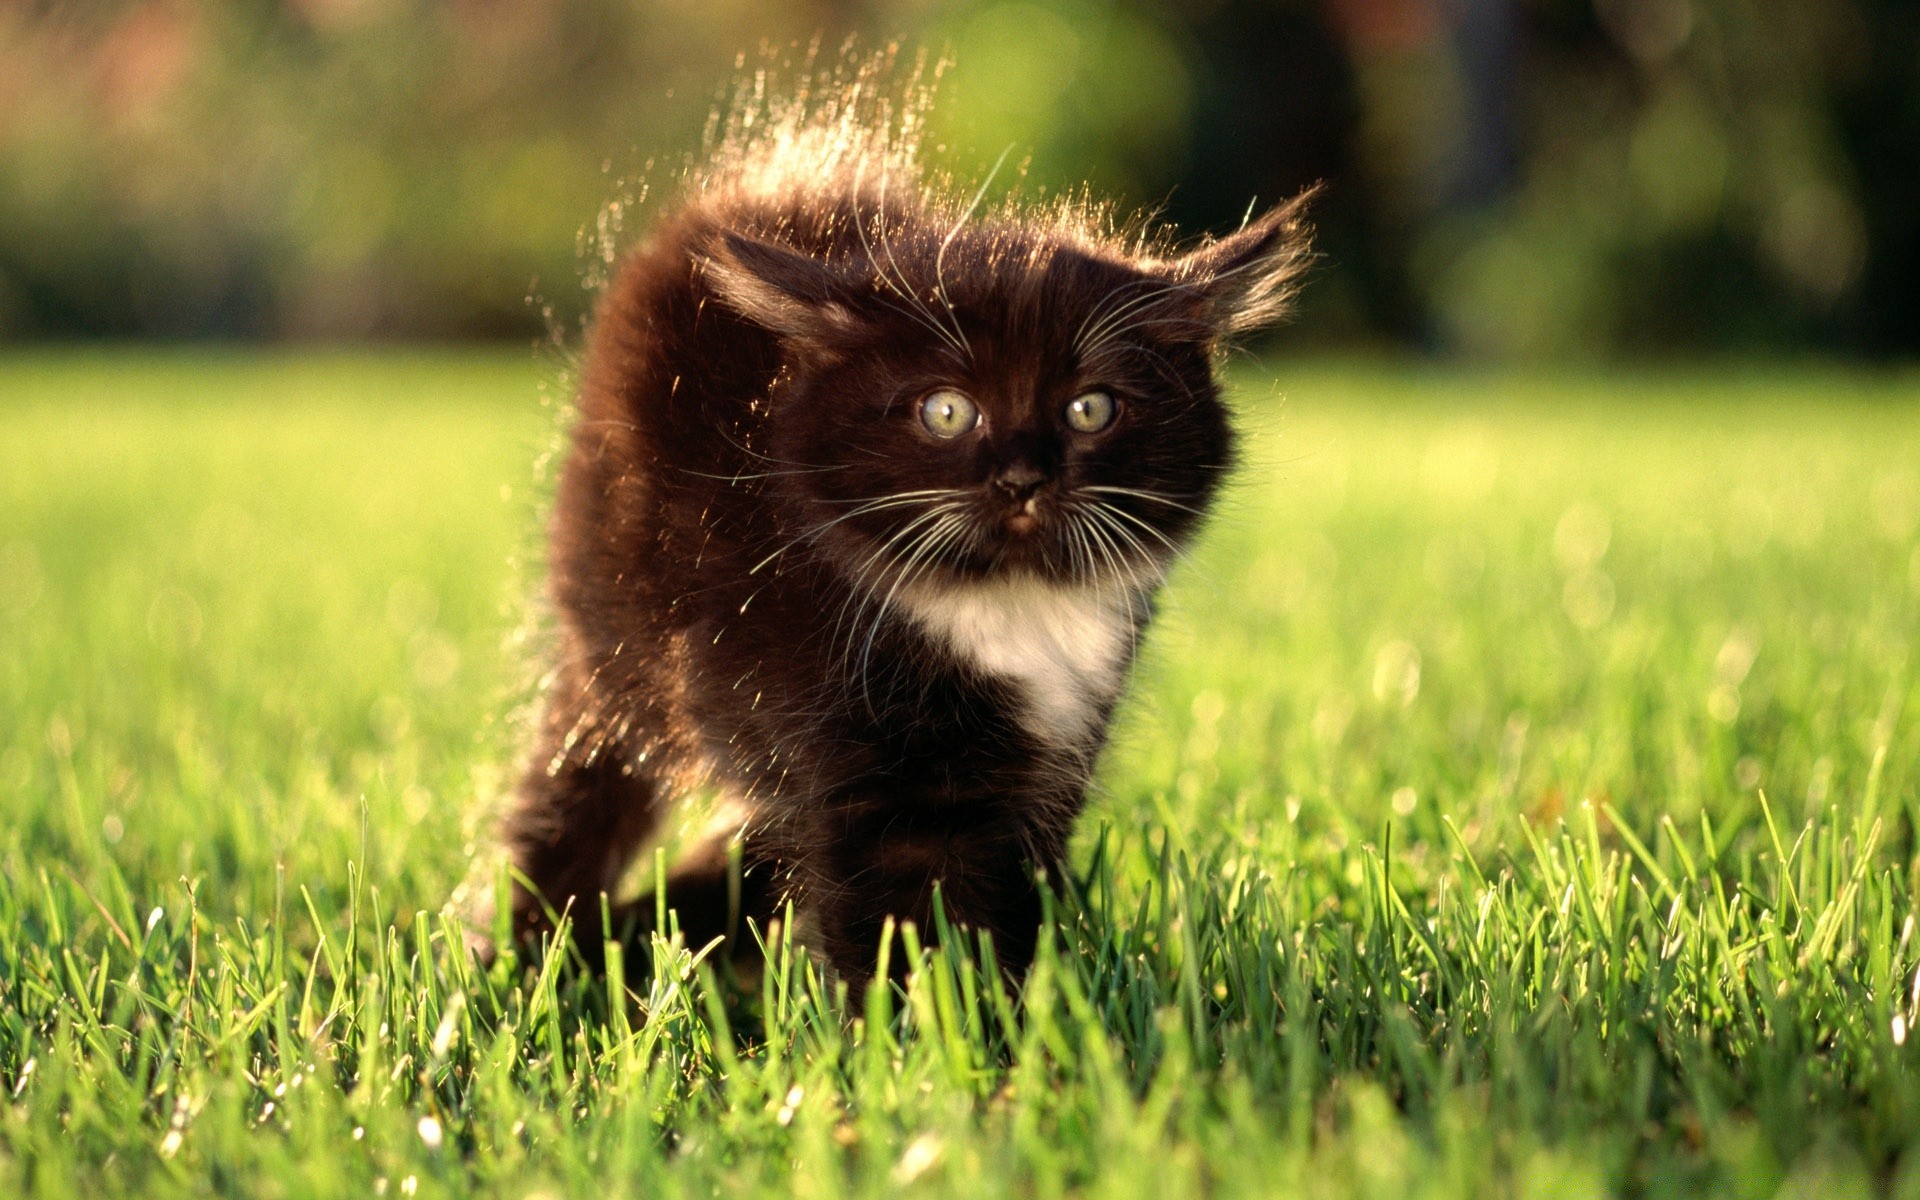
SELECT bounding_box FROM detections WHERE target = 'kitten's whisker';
[1082,485,1204,516]
[1083,505,1172,590]
[1076,508,1129,587]
[932,144,1014,364]
[854,511,971,708]
[826,503,963,670]
[833,508,947,697]
[850,161,970,361]
[750,491,957,574]
[1078,323,1208,398]
[676,463,850,483]
[842,503,958,600]
[871,298,971,369]
[757,497,928,572]
[1088,504,1165,587]
[705,422,817,469]
[1075,278,1198,359]
[1085,313,1212,341]
[873,167,970,360]
[1066,518,1099,585]
[814,487,961,506]
[1091,501,1176,557]
[1070,276,1157,353]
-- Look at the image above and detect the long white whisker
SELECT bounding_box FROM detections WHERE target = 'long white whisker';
[813,487,960,506]
[1070,277,1156,352]
[932,143,1013,363]
[851,511,970,711]
[1084,505,1172,590]
[1067,517,1098,586]
[870,297,971,369]
[676,463,850,484]
[848,160,970,359]
[1075,278,1199,358]
[826,504,963,671]
[1076,505,1129,586]
[1092,501,1175,558]
[750,490,959,574]
[1081,485,1204,515]
[861,514,970,663]
[864,167,970,361]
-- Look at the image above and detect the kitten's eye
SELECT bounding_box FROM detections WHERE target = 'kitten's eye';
[918,389,980,439]
[1064,390,1118,434]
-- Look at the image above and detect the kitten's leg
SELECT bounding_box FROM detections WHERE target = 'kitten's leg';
[503,685,662,958]
[802,804,1052,988]
[632,824,782,957]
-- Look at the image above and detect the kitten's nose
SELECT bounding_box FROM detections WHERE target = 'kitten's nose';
[991,462,1049,502]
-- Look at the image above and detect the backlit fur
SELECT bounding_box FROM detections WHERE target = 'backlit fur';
[499,58,1315,984]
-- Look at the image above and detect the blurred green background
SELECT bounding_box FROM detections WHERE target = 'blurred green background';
[2,0,1914,358]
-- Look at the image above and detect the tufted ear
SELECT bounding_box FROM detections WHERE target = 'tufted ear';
[703,231,862,345]
[1169,185,1320,336]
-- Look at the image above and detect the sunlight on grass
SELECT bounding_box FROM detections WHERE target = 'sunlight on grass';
[1,350,1916,1197]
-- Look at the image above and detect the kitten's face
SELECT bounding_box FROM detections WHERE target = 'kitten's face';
[778,249,1227,588]
[708,198,1311,591]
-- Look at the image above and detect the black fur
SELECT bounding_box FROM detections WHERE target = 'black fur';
[500,84,1314,986]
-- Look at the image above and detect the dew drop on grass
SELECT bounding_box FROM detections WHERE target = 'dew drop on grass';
[417,1116,443,1151]
[1553,503,1612,571]
[1706,685,1741,724]
[409,630,461,688]
[430,993,465,1059]
[1715,630,1760,685]
[893,1133,945,1185]
[1372,641,1422,708]
[776,1084,804,1127]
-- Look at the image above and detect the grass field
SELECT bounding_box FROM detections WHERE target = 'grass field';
[2,349,1917,1198]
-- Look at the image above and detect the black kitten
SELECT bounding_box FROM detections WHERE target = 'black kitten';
[501,79,1313,986]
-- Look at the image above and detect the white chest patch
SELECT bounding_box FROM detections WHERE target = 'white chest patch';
[897,575,1142,746]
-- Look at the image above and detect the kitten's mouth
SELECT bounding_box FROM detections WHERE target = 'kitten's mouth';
[1003,498,1041,537]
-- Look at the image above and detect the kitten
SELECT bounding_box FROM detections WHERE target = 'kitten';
[501,81,1313,986]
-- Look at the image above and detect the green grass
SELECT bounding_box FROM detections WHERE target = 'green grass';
[2,349,1918,1198]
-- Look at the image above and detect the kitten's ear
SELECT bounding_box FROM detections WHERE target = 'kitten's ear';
[1169,186,1319,336]
[704,231,859,345]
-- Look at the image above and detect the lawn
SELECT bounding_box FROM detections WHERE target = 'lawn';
[1,349,1917,1198]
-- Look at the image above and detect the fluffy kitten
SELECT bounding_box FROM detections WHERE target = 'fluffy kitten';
[502,82,1313,986]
